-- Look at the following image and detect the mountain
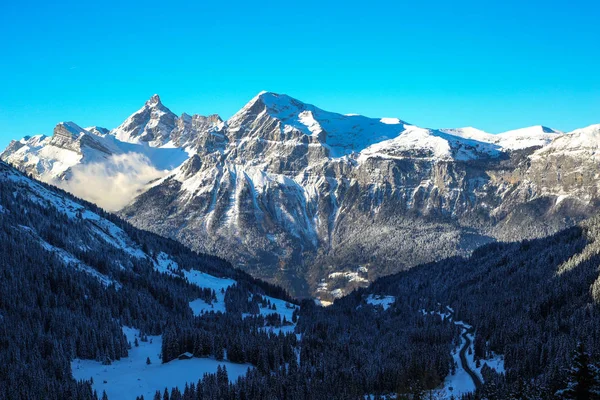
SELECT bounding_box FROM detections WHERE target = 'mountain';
[3,92,599,300]
[0,94,221,188]
[119,93,599,300]
[0,120,189,181]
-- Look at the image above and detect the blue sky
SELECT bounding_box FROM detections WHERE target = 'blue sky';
[1,0,599,148]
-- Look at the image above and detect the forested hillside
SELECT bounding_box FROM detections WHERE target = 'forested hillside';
[0,162,296,399]
[2,159,600,399]
[361,216,600,398]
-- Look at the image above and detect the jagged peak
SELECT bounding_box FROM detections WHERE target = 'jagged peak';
[145,94,162,107]
[232,91,315,123]
[179,154,203,178]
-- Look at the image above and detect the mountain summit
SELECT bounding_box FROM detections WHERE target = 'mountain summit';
[110,94,178,146]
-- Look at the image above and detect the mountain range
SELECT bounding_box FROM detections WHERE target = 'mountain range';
[3,92,600,299]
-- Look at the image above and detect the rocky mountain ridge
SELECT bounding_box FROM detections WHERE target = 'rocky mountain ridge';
[3,92,600,299]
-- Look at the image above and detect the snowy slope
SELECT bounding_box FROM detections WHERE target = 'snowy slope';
[0,160,149,259]
[1,121,188,182]
[441,125,562,150]
[229,91,506,160]
[241,91,409,157]
[531,124,600,159]
[359,125,501,161]
[0,160,302,400]
[496,125,562,150]
[72,327,253,400]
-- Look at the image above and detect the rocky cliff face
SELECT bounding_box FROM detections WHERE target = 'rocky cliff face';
[118,93,600,300]
[4,92,599,300]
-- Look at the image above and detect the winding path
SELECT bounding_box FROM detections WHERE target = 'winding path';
[458,328,483,390]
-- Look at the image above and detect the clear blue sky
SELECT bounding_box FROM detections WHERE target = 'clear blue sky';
[1,0,599,148]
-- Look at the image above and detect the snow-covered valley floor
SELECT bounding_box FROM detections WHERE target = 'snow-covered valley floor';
[72,327,253,400]
[420,309,505,398]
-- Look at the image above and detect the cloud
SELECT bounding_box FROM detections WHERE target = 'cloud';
[55,153,167,211]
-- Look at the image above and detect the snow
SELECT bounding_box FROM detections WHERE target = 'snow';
[234,92,409,157]
[242,294,299,335]
[184,269,236,315]
[153,252,179,276]
[151,251,296,321]
[2,134,81,179]
[2,164,150,261]
[3,119,188,183]
[183,269,236,293]
[39,238,120,289]
[531,124,600,159]
[72,327,253,400]
[149,251,237,315]
[110,95,174,146]
[442,328,477,398]
[440,127,495,143]
[315,299,333,307]
[328,270,369,283]
[85,217,146,259]
[232,92,509,161]
[16,223,119,289]
[496,125,562,150]
[420,309,505,399]
[359,126,501,162]
[148,253,299,330]
[188,298,222,315]
[441,125,562,151]
[365,295,396,310]
[259,295,297,321]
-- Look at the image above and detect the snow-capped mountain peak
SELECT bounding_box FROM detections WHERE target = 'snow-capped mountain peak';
[55,121,88,138]
[228,91,412,157]
[110,95,178,147]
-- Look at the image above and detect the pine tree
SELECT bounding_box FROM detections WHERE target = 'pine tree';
[557,342,600,399]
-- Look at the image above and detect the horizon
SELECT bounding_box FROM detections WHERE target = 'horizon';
[1,0,599,149]
[3,90,598,144]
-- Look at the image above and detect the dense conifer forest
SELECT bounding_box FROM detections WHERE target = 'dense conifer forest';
[2,161,600,399]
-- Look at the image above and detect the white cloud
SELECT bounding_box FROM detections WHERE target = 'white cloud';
[54,153,167,211]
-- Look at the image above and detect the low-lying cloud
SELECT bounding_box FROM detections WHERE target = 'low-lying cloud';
[55,153,167,211]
